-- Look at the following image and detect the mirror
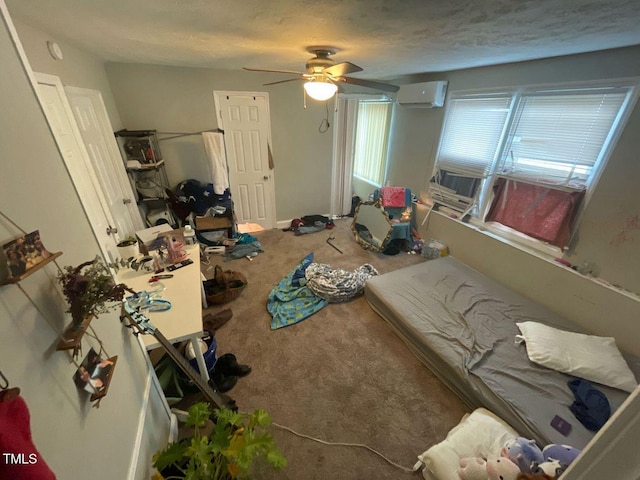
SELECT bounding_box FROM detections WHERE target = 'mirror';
[351,201,393,252]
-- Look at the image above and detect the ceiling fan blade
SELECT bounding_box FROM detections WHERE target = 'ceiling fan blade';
[263,77,303,86]
[338,76,400,93]
[323,62,363,77]
[243,67,306,75]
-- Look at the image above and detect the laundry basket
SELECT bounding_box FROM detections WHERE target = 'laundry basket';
[203,265,247,305]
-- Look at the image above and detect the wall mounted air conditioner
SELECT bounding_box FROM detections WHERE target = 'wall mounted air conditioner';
[397,81,448,108]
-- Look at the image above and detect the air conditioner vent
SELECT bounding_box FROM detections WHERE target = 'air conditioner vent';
[397,81,448,108]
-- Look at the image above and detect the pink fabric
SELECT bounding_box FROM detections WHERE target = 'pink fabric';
[380,186,407,208]
[0,396,56,479]
[485,178,585,248]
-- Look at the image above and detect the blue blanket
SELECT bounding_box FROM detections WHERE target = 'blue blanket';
[268,253,328,330]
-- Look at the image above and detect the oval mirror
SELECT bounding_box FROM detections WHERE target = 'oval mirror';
[351,201,393,252]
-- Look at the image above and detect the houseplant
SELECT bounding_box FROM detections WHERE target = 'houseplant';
[152,402,287,480]
[57,256,137,326]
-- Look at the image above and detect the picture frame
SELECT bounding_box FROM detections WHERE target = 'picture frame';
[2,230,52,278]
[73,348,118,402]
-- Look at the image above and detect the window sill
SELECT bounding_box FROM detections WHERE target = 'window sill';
[353,175,381,189]
[427,208,640,302]
[468,218,563,259]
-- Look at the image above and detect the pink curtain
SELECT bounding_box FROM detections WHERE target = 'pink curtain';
[485,178,585,248]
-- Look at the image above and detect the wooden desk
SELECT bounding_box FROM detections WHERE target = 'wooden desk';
[116,245,209,380]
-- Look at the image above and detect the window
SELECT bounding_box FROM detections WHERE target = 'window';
[353,100,393,186]
[431,83,637,250]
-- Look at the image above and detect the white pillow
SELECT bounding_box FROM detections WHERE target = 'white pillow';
[418,408,518,480]
[516,321,638,393]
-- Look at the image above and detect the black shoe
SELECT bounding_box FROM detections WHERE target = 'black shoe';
[215,353,252,378]
[231,364,252,377]
[210,369,238,393]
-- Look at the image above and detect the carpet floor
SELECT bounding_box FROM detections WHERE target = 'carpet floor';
[188,217,469,479]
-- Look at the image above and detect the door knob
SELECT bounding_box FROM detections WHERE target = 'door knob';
[106,225,118,235]
[263,175,269,181]
[123,198,132,205]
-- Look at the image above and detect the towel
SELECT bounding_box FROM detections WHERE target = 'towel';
[380,186,407,207]
[202,132,229,195]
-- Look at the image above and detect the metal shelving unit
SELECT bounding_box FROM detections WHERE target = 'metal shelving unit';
[114,130,177,227]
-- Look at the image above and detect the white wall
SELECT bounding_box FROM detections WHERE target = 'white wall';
[0,6,168,479]
[105,63,335,221]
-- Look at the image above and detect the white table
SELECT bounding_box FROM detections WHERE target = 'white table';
[116,245,210,380]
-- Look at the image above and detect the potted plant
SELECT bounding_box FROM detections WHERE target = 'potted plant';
[152,402,287,480]
[116,236,139,260]
[57,256,136,327]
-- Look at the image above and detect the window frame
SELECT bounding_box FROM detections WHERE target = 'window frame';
[430,78,640,253]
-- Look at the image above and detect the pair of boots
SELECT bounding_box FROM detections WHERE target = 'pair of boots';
[209,353,251,393]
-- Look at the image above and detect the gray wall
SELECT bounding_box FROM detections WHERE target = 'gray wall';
[1,9,167,479]
[105,63,335,221]
[388,46,640,295]
[12,19,123,130]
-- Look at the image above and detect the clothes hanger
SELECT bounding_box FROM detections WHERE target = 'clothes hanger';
[0,370,20,403]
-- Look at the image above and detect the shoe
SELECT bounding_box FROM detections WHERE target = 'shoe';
[209,374,238,393]
[228,363,251,377]
[215,353,252,378]
[202,308,233,332]
[210,362,239,393]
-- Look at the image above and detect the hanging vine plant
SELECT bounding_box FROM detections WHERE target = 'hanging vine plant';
[58,256,136,326]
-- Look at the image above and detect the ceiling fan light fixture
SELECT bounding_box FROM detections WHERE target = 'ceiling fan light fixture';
[304,80,338,101]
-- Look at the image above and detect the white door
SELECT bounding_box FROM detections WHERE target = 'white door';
[214,91,276,229]
[65,87,144,238]
[34,73,120,260]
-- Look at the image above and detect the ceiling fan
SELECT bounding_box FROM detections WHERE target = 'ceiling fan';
[244,46,399,101]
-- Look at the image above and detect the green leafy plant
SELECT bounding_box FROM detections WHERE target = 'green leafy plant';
[57,256,136,326]
[117,235,138,247]
[153,402,287,480]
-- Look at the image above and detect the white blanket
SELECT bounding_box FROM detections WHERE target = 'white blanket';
[202,132,229,195]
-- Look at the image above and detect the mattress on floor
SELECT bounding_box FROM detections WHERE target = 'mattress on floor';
[364,256,640,449]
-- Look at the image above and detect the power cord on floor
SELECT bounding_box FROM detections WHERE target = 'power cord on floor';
[272,421,420,474]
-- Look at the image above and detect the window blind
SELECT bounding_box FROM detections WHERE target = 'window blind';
[353,101,392,185]
[498,90,627,187]
[435,95,512,178]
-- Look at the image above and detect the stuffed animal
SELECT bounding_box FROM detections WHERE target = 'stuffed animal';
[517,474,554,480]
[542,444,581,466]
[531,444,581,478]
[502,437,544,473]
[533,459,563,478]
[457,456,521,480]
[457,457,488,480]
[486,456,521,480]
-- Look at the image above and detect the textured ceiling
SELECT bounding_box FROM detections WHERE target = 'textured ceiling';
[7,0,640,80]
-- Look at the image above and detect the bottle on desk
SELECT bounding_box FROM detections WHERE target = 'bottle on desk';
[183,224,196,246]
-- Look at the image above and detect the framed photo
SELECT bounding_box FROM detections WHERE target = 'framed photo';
[73,348,117,401]
[2,230,52,278]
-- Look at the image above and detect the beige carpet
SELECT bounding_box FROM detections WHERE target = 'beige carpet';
[201,218,469,479]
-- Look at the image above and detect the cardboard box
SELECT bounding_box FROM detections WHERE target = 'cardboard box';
[195,215,232,231]
[135,224,173,254]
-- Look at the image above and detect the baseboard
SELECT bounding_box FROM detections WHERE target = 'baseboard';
[127,371,152,480]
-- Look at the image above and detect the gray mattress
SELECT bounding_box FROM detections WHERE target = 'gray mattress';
[365,256,640,449]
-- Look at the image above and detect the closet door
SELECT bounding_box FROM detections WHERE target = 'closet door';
[34,73,120,260]
[65,86,145,238]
